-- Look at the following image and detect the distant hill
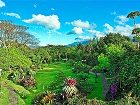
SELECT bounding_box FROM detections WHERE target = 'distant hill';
[67,40,90,46]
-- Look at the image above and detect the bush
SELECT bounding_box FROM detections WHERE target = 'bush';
[76,73,94,95]
[72,61,90,73]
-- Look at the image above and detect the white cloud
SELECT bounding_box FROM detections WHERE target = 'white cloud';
[114,25,133,36]
[0,0,5,8]
[3,12,21,19]
[23,14,60,30]
[75,35,92,41]
[104,23,133,36]
[66,20,96,35]
[114,15,129,25]
[71,20,90,29]
[136,24,140,28]
[88,29,105,39]
[72,27,83,34]
[104,23,114,33]
[88,22,133,39]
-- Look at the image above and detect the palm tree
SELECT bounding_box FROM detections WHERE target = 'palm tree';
[132,28,140,49]
[127,11,140,28]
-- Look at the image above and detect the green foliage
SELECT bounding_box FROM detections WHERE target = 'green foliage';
[48,72,66,93]
[0,47,32,69]
[106,44,125,57]
[127,11,140,20]
[119,55,140,98]
[76,72,94,94]
[94,53,110,71]
[73,61,90,73]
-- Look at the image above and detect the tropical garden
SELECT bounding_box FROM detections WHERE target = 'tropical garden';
[0,11,140,105]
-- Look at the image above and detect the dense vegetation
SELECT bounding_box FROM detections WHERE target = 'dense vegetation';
[0,11,140,105]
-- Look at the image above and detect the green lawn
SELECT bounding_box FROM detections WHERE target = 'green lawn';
[0,79,29,105]
[24,62,104,105]
[87,74,104,100]
[24,62,76,105]
[0,87,9,105]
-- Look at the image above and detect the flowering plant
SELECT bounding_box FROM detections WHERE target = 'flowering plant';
[66,78,76,86]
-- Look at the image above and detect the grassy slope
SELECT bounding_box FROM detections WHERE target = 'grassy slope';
[25,62,104,105]
[0,79,29,105]
[24,62,75,105]
[0,87,9,105]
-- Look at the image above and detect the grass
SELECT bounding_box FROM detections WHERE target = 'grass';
[87,74,104,100]
[24,62,76,105]
[0,79,29,105]
[24,62,104,105]
[0,87,9,105]
[0,62,104,105]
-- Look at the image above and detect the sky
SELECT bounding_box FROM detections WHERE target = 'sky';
[0,0,140,46]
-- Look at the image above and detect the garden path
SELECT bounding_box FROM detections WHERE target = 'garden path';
[8,87,18,105]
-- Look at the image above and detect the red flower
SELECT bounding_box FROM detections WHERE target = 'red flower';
[67,79,76,86]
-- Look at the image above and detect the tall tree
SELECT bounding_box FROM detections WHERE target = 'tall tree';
[127,11,140,28]
[0,20,39,48]
[132,28,140,49]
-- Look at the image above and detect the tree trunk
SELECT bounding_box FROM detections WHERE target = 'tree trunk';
[95,71,98,83]
[137,42,139,49]
[134,18,136,29]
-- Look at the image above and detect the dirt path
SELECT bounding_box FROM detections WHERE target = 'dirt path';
[8,87,18,105]
[101,74,110,97]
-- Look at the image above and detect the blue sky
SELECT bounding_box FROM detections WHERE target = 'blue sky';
[0,0,140,46]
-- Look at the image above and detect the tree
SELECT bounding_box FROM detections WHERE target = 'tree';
[94,53,110,82]
[127,11,140,28]
[0,20,39,48]
[118,55,140,98]
[94,53,110,71]
[16,31,40,48]
[132,28,140,49]
[105,44,125,75]
[0,47,32,70]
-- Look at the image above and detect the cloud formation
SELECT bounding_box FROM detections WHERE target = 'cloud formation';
[75,35,92,41]
[67,27,83,35]
[71,20,90,29]
[23,14,60,30]
[72,27,83,34]
[67,20,96,35]
[114,15,129,25]
[3,12,21,19]
[104,23,133,36]
[88,29,105,39]
[0,0,5,8]
[104,23,114,33]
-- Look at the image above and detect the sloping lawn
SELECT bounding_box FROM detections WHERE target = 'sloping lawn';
[0,79,29,105]
[24,62,76,105]
[0,87,9,105]
[24,62,104,105]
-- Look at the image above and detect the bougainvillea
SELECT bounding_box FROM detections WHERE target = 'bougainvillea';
[110,84,118,100]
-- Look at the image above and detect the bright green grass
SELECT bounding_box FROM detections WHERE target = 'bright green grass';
[24,62,75,105]
[87,74,104,100]
[0,87,9,105]
[24,62,104,105]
